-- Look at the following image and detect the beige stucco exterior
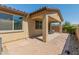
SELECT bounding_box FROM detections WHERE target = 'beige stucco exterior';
[0,10,28,43]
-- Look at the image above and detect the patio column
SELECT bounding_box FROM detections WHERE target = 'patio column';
[42,15,48,42]
[23,16,29,38]
[59,22,62,32]
[49,22,52,31]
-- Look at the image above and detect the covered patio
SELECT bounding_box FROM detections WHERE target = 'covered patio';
[29,7,63,42]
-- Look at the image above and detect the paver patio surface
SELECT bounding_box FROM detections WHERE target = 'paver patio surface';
[2,33,69,55]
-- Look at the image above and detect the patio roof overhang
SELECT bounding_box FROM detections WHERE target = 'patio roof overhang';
[30,15,62,23]
[30,7,64,22]
[48,16,61,22]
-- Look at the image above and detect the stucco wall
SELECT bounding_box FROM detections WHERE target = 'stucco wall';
[28,19,42,37]
[0,31,26,43]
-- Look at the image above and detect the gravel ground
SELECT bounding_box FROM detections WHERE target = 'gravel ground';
[62,34,79,55]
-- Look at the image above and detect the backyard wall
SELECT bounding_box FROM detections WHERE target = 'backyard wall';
[76,28,79,41]
[52,25,62,32]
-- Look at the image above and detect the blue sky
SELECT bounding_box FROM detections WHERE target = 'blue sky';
[5,4,79,24]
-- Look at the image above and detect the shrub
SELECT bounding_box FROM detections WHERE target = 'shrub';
[63,22,76,34]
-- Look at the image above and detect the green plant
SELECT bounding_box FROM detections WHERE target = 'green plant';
[63,22,76,34]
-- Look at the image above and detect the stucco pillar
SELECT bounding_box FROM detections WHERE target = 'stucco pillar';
[23,16,29,38]
[49,22,52,31]
[42,15,48,42]
[59,22,62,32]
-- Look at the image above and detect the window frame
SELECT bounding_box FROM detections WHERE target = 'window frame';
[0,12,23,31]
[35,21,42,29]
[13,15,23,30]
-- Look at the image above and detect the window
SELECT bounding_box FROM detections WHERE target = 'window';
[51,23,60,26]
[0,13,23,30]
[0,13,13,30]
[13,16,23,30]
[35,21,42,29]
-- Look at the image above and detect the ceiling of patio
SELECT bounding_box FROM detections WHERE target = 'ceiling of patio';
[30,12,62,23]
[48,13,62,23]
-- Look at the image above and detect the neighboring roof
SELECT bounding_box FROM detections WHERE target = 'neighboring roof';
[0,5,28,16]
[30,7,63,21]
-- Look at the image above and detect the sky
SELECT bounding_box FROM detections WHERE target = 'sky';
[5,4,79,24]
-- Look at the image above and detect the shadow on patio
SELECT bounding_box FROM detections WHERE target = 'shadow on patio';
[29,32,61,42]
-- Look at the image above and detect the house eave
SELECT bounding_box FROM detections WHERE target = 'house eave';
[0,5,28,16]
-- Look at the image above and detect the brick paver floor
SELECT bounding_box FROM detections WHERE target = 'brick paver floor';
[2,33,69,55]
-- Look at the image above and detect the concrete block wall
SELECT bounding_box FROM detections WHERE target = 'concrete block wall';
[76,28,79,41]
